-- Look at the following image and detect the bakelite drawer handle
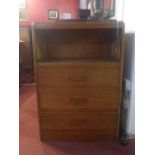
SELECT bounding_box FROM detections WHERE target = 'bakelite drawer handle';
[68,75,88,82]
[70,98,88,104]
[70,119,87,126]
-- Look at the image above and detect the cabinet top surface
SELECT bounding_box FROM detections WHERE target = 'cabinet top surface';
[32,20,124,30]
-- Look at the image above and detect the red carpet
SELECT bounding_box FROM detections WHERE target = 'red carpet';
[20,85,135,155]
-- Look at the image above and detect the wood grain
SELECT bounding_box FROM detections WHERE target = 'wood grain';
[38,87,120,112]
[32,21,124,30]
[40,130,117,141]
[45,29,119,59]
[37,60,120,69]
[32,21,125,140]
[40,112,118,130]
[37,68,120,88]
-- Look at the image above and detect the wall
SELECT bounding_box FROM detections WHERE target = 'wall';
[20,0,114,26]
[123,32,135,136]
[20,0,78,26]
[19,0,78,69]
[121,0,135,136]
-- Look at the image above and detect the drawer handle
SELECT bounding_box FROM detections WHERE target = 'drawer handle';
[70,98,88,104]
[68,75,88,82]
[70,119,87,126]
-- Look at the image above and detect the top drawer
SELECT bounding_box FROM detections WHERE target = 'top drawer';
[37,68,120,88]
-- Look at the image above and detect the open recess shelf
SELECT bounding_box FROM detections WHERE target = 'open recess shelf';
[32,21,124,64]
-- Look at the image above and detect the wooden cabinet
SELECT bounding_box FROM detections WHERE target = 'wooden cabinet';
[19,27,33,69]
[32,21,124,141]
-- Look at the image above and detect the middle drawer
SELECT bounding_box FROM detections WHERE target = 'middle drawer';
[38,87,120,112]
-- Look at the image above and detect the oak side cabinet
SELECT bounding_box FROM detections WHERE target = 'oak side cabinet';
[32,21,125,141]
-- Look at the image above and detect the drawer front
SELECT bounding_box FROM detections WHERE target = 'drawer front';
[38,88,120,111]
[37,69,120,88]
[40,112,118,131]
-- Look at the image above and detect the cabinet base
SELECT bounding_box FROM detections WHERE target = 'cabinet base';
[40,130,117,141]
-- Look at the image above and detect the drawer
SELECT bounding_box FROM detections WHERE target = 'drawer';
[37,68,120,88]
[38,88,120,111]
[40,112,118,131]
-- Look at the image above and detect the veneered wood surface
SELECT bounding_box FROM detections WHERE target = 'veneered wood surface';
[40,112,118,130]
[37,68,120,88]
[38,87,120,112]
[32,21,125,140]
[32,21,124,30]
[40,130,117,141]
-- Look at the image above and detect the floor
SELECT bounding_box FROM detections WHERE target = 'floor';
[19,85,135,155]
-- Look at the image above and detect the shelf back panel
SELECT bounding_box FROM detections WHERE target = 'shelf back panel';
[35,28,122,61]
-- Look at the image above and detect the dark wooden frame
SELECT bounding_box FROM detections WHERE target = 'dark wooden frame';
[48,10,59,20]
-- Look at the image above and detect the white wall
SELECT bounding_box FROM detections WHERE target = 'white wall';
[123,0,135,136]
[115,0,135,31]
[123,32,135,136]
[115,0,135,136]
[127,59,135,136]
[126,34,135,136]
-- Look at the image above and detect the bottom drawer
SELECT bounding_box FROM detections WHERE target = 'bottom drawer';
[40,112,118,131]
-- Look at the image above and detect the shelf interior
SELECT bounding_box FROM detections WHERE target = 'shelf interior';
[34,28,122,62]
